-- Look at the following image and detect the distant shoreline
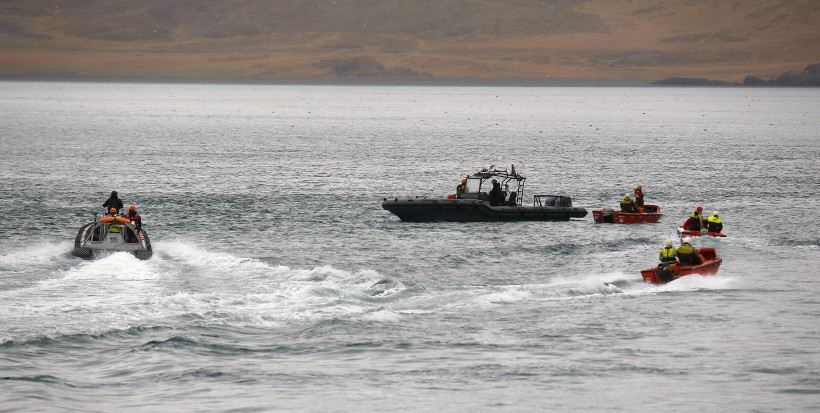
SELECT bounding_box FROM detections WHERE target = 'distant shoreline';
[0,74,657,87]
[4,74,816,87]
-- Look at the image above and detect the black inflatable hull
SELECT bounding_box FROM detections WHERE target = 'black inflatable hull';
[382,198,587,222]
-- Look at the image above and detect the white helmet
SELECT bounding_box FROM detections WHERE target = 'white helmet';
[713,211,719,216]
[625,193,631,198]
[682,237,692,244]
[665,239,673,247]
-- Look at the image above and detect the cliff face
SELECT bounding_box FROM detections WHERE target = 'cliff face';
[1,0,818,81]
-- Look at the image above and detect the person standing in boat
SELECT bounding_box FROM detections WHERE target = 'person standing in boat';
[125,205,142,243]
[488,179,504,206]
[125,205,142,232]
[687,206,704,231]
[676,237,702,266]
[103,191,124,214]
[659,239,678,264]
[620,193,638,213]
[456,179,467,199]
[634,185,644,208]
[707,211,723,233]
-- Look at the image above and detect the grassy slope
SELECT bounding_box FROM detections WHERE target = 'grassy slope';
[0,0,818,81]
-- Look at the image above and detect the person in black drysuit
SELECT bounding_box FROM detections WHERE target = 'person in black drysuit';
[488,179,505,206]
[102,191,124,214]
[506,191,518,206]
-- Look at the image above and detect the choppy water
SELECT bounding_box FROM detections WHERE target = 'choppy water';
[1,81,818,412]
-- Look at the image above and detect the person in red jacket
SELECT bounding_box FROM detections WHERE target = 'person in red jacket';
[124,205,142,243]
[634,185,644,208]
[125,205,142,232]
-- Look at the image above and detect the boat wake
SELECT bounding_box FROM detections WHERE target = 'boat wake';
[1,240,739,345]
[0,240,73,268]
[1,241,407,344]
[650,272,739,292]
[426,269,740,313]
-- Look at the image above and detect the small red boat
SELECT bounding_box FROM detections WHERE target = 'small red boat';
[640,248,722,284]
[593,204,662,224]
[677,218,726,237]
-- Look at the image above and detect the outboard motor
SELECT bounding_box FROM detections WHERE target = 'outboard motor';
[601,208,615,223]
[657,262,675,283]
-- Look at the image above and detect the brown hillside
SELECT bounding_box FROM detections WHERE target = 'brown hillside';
[0,0,818,81]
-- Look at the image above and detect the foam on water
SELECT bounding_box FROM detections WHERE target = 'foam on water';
[0,240,73,269]
[360,308,403,323]
[652,273,739,292]
[2,241,409,343]
[440,270,741,313]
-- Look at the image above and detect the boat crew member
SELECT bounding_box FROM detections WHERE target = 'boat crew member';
[103,191,124,214]
[507,191,518,206]
[688,206,704,231]
[659,239,678,264]
[125,205,142,232]
[676,237,702,266]
[106,208,121,233]
[634,185,644,208]
[456,179,467,199]
[620,193,638,213]
[125,205,142,242]
[707,211,723,233]
[489,179,504,206]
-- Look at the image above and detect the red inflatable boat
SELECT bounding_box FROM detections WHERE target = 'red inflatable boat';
[641,248,722,284]
[678,218,726,237]
[593,204,662,224]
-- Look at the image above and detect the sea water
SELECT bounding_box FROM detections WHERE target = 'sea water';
[1,81,818,412]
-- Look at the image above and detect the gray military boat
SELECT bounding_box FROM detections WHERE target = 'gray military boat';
[382,165,587,222]
[73,212,152,260]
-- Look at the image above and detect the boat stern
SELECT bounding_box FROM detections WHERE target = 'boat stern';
[74,219,152,259]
